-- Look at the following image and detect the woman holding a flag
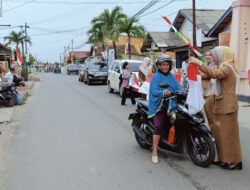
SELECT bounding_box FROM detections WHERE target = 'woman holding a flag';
[121,62,136,106]
[190,46,243,170]
[149,54,182,164]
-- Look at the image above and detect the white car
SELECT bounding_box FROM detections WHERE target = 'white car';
[107,60,142,96]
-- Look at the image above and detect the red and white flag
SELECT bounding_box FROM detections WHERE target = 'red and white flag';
[16,49,24,65]
[138,72,154,99]
[129,74,140,92]
[186,63,205,115]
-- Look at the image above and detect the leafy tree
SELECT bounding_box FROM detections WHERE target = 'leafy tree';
[4,31,31,50]
[119,16,146,59]
[88,24,105,51]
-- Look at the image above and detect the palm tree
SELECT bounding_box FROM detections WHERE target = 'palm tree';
[4,31,32,80]
[119,16,146,59]
[90,6,126,59]
[4,31,32,51]
[87,24,105,52]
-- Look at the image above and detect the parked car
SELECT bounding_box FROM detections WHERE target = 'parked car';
[107,60,142,96]
[78,64,86,82]
[54,66,61,74]
[67,64,79,75]
[84,62,108,85]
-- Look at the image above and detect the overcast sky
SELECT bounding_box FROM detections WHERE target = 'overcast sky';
[0,0,233,63]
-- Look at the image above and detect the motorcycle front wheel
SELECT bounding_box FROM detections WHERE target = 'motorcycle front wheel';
[187,133,215,168]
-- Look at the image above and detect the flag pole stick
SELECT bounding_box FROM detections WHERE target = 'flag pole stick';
[162,16,207,63]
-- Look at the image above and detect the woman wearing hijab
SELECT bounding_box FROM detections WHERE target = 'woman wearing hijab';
[139,57,152,83]
[202,51,215,139]
[190,46,242,170]
[149,54,182,164]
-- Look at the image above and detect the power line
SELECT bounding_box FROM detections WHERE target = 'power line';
[138,0,176,18]
[133,0,160,18]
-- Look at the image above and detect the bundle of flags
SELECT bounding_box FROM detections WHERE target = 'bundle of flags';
[138,72,154,100]
[186,63,205,115]
[129,73,154,99]
[129,74,140,92]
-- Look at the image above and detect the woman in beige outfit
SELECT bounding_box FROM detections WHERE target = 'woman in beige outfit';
[202,52,215,139]
[190,46,242,170]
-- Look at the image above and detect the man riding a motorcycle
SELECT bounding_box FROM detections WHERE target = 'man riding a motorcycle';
[149,54,182,164]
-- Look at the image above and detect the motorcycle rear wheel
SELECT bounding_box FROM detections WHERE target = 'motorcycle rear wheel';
[187,133,215,168]
[134,121,152,149]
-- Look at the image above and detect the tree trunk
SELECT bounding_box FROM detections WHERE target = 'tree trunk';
[102,43,105,52]
[128,35,131,60]
[112,41,117,59]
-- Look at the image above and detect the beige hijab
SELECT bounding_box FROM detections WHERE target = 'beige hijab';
[206,46,239,96]
[211,46,239,76]
[139,57,152,78]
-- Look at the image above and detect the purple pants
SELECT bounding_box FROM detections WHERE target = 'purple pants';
[153,110,168,135]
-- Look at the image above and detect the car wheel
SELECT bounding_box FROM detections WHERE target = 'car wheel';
[119,86,124,97]
[87,78,91,85]
[108,81,114,93]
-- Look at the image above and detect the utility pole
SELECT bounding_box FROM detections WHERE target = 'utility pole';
[71,39,74,51]
[192,0,197,49]
[24,23,30,81]
[18,24,30,81]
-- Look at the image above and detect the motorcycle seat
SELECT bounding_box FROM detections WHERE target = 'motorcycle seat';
[137,99,149,111]
[0,84,12,93]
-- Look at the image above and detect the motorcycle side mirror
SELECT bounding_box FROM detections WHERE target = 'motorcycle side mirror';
[160,83,169,88]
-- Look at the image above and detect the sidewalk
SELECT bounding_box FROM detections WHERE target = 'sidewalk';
[0,76,39,124]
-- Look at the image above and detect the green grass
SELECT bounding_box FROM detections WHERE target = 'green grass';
[21,92,31,105]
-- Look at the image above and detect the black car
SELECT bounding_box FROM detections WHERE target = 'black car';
[54,66,61,74]
[67,64,79,75]
[84,62,108,85]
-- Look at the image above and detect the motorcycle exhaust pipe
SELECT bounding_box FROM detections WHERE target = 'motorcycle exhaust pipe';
[133,126,146,140]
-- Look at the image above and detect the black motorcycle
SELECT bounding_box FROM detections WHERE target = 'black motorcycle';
[0,75,25,107]
[128,83,215,167]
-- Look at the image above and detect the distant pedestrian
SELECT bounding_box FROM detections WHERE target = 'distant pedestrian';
[139,57,152,83]
[181,55,189,88]
[0,63,6,84]
[5,66,16,84]
[121,62,136,105]
[191,46,243,170]
[139,57,152,99]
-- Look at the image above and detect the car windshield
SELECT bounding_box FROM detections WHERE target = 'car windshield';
[88,62,108,71]
[122,62,141,72]
[69,64,78,68]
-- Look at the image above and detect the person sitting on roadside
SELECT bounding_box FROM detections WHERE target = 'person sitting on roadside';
[148,54,182,164]
[121,62,136,106]
[4,66,16,84]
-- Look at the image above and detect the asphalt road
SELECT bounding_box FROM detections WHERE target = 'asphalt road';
[1,73,250,190]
